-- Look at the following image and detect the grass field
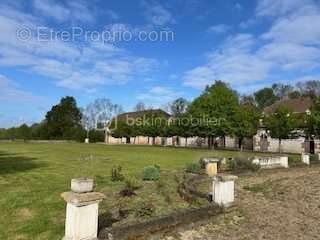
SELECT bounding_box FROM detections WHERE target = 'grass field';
[0,142,292,240]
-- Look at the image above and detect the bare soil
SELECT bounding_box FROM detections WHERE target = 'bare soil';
[160,165,320,240]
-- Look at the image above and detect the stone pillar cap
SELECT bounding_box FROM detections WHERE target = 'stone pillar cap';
[61,191,105,206]
[202,157,220,162]
[217,174,238,182]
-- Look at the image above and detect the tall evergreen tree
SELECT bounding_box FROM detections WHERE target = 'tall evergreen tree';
[45,96,83,140]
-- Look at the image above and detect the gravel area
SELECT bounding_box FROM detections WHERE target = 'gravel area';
[159,165,320,240]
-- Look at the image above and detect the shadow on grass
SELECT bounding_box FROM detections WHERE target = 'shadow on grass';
[0,151,44,174]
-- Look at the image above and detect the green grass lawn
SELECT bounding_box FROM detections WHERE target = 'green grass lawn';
[0,142,293,240]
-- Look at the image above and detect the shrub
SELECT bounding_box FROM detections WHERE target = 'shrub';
[143,165,160,181]
[229,158,260,172]
[199,158,207,169]
[134,202,155,218]
[111,165,124,182]
[119,176,142,197]
[288,155,303,167]
[185,163,201,174]
[310,154,317,162]
[124,176,142,191]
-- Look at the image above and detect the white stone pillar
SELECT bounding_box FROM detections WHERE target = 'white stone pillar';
[213,175,238,207]
[279,156,289,168]
[61,191,105,240]
[301,153,310,165]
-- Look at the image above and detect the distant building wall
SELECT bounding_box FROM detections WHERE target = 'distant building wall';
[253,129,305,154]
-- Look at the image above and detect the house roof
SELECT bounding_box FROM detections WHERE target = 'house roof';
[263,97,313,115]
[116,109,171,121]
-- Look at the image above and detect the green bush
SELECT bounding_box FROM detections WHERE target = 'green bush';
[310,154,317,162]
[124,176,142,191]
[143,165,160,181]
[185,163,201,174]
[229,158,260,172]
[111,165,124,182]
[134,202,155,218]
[199,158,207,169]
[288,155,303,167]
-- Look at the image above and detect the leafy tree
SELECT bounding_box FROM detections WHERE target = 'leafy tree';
[170,98,189,117]
[234,104,261,151]
[17,124,31,141]
[305,97,320,138]
[45,96,82,140]
[170,113,193,146]
[142,111,168,144]
[265,106,297,153]
[254,87,278,109]
[188,81,239,148]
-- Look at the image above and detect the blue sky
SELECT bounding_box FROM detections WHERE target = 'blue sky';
[1,0,320,127]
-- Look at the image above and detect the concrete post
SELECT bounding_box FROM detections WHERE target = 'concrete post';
[61,190,105,240]
[301,153,310,165]
[213,175,238,207]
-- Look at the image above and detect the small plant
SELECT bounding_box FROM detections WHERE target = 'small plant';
[134,202,155,218]
[156,179,172,204]
[310,154,317,162]
[288,155,303,167]
[142,165,160,181]
[111,165,124,182]
[185,163,201,174]
[125,176,142,191]
[119,176,142,197]
[134,202,156,217]
[229,158,260,172]
[199,158,207,169]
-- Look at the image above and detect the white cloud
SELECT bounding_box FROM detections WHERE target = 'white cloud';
[141,0,175,26]
[207,24,231,34]
[262,15,320,45]
[184,0,320,92]
[0,4,158,91]
[234,3,243,11]
[33,0,70,22]
[33,0,95,23]
[239,19,256,29]
[137,86,183,106]
[256,0,317,17]
[0,74,36,101]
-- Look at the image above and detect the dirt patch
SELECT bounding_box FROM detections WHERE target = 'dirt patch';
[17,208,33,222]
[159,166,320,240]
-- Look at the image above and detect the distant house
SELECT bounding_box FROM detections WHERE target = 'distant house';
[105,109,173,145]
[263,97,313,115]
[106,98,320,154]
[253,97,318,154]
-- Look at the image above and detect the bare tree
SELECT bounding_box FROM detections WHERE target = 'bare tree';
[134,102,146,112]
[170,98,189,117]
[82,98,123,132]
[296,80,320,99]
[272,83,294,100]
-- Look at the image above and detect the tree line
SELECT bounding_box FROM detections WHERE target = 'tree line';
[1,80,320,152]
